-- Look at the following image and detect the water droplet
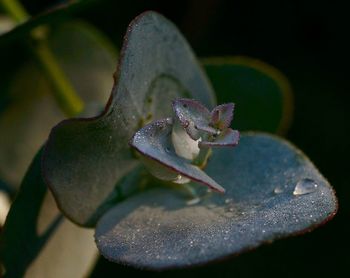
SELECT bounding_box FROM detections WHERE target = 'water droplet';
[173,175,190,184]
[225,198,232,204]
[293,178,318,196]
[262,229,266,233]
[187,197,200,205]
[273,186,284,194]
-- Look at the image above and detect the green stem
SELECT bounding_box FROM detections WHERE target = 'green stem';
[31,36,84,116]
[193,148,212,169]
[0,0,29,23]
[1,0,84,117]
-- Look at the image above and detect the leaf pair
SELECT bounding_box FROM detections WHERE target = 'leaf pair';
[173,99,239,148]
[1,11,337,272]
[130,98,239,193]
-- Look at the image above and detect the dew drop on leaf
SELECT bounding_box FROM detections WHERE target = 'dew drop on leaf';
[173,175,190,184]
[293,178,318,196]
[273,186,284,194]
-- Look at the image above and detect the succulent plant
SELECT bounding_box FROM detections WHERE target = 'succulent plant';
[0,9,337,276]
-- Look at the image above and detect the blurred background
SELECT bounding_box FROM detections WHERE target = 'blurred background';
[0,0,349,277]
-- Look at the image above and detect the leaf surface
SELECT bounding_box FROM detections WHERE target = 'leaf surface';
[43,12,216,227]
[95,133,337,270]
[0,20,117,188]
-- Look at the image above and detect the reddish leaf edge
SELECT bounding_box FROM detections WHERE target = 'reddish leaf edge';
[199,128,240,148]
[129,118,226,193]
[41,11,162,227]
[98,132,338,271]
[97,166,338,272]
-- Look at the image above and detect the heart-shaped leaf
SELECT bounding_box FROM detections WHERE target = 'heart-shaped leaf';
[95,133,337,270]
[0,149,98,278]
[0,20,117,188]
[42,11,216,227]
[202,57,293,134]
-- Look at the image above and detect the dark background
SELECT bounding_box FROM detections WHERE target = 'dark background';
[6,0,350,277]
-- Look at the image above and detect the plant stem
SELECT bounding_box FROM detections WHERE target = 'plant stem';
[0,0,29,23]
[31,35,84,116]
[0,0,84,117]
[193,148,212,169]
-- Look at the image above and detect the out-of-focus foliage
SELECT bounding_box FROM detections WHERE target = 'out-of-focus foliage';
[0,20,117,188]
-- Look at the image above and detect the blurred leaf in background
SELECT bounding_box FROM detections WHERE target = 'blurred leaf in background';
[0,20,117,188]
[0,2,119,275]
[0,149,98,278]
[203,56,293,134]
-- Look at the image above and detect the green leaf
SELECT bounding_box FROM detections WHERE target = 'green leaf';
[0,149,97,278]
[0,20,117,188]
[42,11,216,227]
[95,133,337,270]
[202,56,293,134]
[0,0,95,44]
